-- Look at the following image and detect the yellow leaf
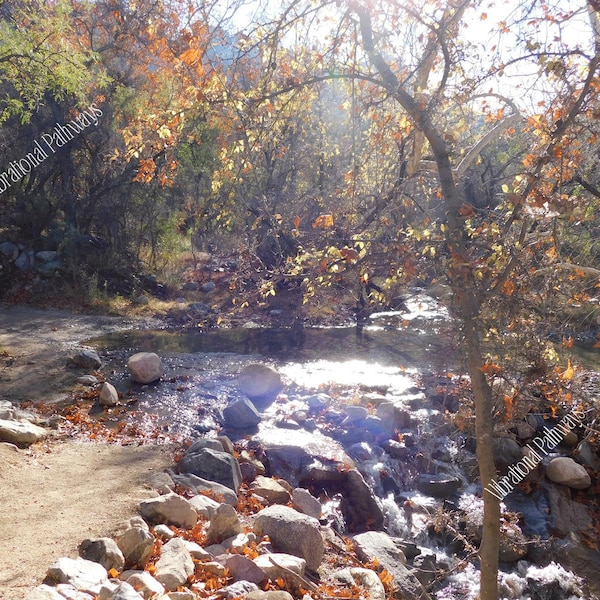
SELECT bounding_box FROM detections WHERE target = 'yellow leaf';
[501,184,510,193]
[561,359,575,381]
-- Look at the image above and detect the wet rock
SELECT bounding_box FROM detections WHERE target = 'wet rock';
[417,474,461,498]
[189,494,220,518]
[217,554,267,585]
[412,553,437,586]
[223,397,262,429]
[78,538,125,571]
[251,476,291,505]
[0,418,48,446]
[493,437,523,472]
[383,439,409,459]
[177,447,242,492]
[352,532,426,600]
[292,488,322,519]
[253,553,306,579]
[122,571,165,598]
[127,352,164,384]
[154,538,194,591]
[45,557,108,595]
[139,493,197,528]
[206,503,243,544]
[77,375,99,386]
[71,350,102,370]
[237,364,283,405]
[546,457,591,489]
[117,526,155,569]
[99,382,119,407]
[546,483,592,537]
[574,440,600,470]
[335,567,385,600]
[169,473,238,506]
[343,469,385,532]
[253,505,324,572]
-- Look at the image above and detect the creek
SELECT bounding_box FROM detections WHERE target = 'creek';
[87,291,594,599]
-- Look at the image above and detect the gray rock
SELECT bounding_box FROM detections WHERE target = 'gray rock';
[97,581,144,600]
[167,592,196,600]
[139,492,198,528]
[127,352,164,384]
[182,281,200,291]
[344,469,385,531]
[183,540,212,560]
[217,581,260,599]
[237,364,283,404]
[0,241,18,260]
[291,488,322,519]
[575,440,600,470]
[223,397,262,429]
[335,567,385,600]
[36,250,58,262]
[15,250,35,270]
[498,522,528,562]
[253,505,324,572]
[493,437,523,472]
[342,406,368,424]
[217,553,267,585]
[55,586,96,600]
[186,438,226,453]
[79,537,125,571]
[154,524,176,540]
[154,538,194,591]
[188,302,211,316]
[169,473,238,506]
[123,571,165,598]
[247,593,293,600]
[132,295,150,306]
[178,447,242,492]
[99,382,119,407]
[0,418,48,446]
[71,349,102,370]
[206,503,243,544]
[546,483,593,537]
[251,476,291,505]
[117,527,155,568]
[253,553,306,579]
[352,531,425,600]
[77,375,99,386]
[546,457,591,489]
[24,585,67,600]
[37,260,62,277]
[189,494,220,518]
[45,557,108,594]
[200,281,216,293]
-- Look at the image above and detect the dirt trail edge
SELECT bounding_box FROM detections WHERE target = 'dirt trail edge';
[0,305,174,599]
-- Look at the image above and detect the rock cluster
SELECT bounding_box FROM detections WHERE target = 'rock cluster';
[23,429,431,600]
[0,400,48,447]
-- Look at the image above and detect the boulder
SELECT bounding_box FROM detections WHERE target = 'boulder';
[251,476,291,505]
[253,553,306,579]
[97,581,144,600]
[154,538,195,591]
[139,493,198,529]
[217,554,267,585]
[169,473,238,505]
[24,585,68,600]
[0,419,48,446]
[352,532,425,600]
[237,364,283,404]
[189,494,220,518]
[99,382,119,407]
[123,571,165,598]
[177,447,242,492]
[206,503,243,544]
[117,527,155,569]
[71,350,102,370]
[343,469,385,532]
[335,568,385,600]
[292,488,322,519]
[78,537,125,571]
[546,457,591,489]
[223,397,262,429]
[45,557,108,595]
[127,353,164,384]
[253,505,324,572]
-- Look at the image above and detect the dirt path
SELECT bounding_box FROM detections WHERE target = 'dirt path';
[0,305,174,599]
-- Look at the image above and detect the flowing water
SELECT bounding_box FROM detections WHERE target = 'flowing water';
[87,292,594,599]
